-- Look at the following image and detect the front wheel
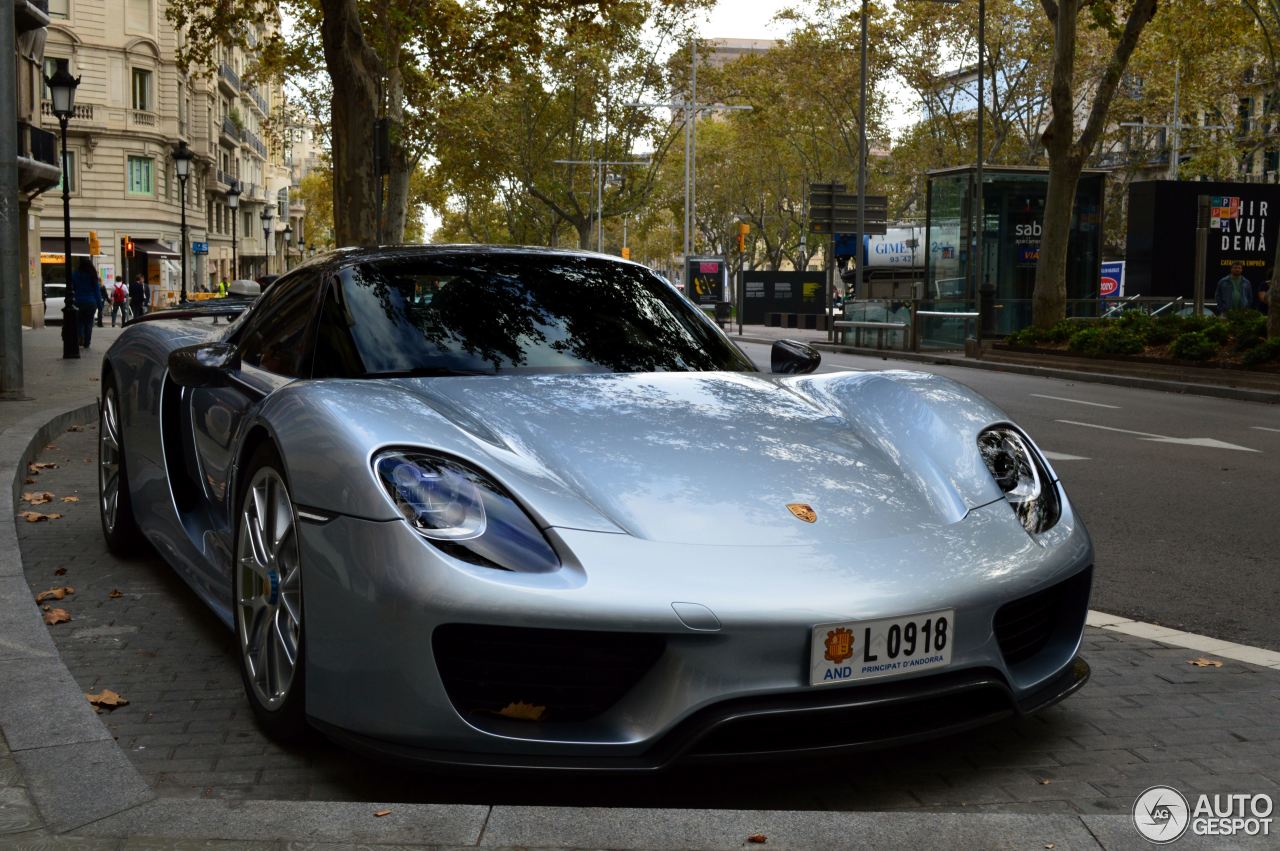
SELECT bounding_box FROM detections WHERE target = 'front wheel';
[99,376,145,555]
[234,443,308,741]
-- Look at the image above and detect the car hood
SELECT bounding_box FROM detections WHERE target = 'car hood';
[385,371,1009,547]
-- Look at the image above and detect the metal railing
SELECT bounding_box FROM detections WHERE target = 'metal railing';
[216,169,237,187]
[221,115,242,141]
[24,124,58,166]
[218,62,240,90]
[248,87,268,115]
[243,130,268,159]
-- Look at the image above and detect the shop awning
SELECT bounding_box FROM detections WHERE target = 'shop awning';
[135,240,180,258]
[39,237,90,261]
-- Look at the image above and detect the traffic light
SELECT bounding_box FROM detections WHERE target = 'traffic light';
[88,231,100,256]
[736,222,750,253]
[124,235,135,258]
[621,246,631,260]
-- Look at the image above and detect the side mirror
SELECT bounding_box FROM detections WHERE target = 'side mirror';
[771,339,821,375]
[168,342,240,388]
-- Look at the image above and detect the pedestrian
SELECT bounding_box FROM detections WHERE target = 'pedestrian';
[1214,262,1254,314]
[70,258,103,348]
[218,278,228,297]
[96,280,108,327]
[110,276,128,326]
[129,274,147,319]
[1255,275,1270,314]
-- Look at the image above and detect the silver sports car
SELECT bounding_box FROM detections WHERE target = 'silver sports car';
[99,246,1092,768]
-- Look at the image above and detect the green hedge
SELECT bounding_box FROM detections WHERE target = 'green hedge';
[1008,309,1277,364]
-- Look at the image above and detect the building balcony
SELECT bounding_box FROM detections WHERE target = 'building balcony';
[40,100,95,122]
[220,115,242,146]
[17,121,60,194]
[16,0,51,33]
[242,130,268,160]
[246,87,269,117]
[131,109,158,128]
[218,62,240,94]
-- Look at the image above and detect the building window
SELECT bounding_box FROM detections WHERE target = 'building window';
[54,151,76,193]
[131,69,152,111]
[127,156,153,195]
[125,0,152,32]
[48,0,69,18]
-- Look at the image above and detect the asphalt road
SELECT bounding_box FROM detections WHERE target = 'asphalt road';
[738,341,1280,651]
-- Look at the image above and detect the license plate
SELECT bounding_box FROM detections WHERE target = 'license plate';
[810,609,954,686]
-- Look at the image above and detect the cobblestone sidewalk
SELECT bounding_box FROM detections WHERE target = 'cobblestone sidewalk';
[13,424,1280,817]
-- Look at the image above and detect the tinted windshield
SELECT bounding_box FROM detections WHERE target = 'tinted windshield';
[322,253,755,376]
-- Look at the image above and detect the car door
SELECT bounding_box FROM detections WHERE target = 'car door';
[188,270,325,531]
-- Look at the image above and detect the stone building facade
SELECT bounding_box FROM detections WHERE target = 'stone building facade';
[27,0,299,324]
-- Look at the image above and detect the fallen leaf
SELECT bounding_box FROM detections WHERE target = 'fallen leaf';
[35,586,75,603]
[497,701,546,721]
[45,444,58,450]
[85,689,129,710]
[1045,844,1056,849]
[61,496,80,503]
[54,568,67,576]
[67,425,84,432]
[108,589,123,599]
[748,834,768,844]
[22,491,55,505]
[43,608,71,625]
[41,604,51,611]
[373,809,391,817]
[1188,658,1223,668]
[23,478,35,485]
[1037,778,1052,785]
[19,511,62,523]
[28,462,57,472]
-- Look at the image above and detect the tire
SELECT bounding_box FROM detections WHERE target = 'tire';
[99,375,146,555]
[233,442,309,741]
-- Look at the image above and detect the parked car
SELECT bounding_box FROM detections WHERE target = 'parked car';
[43,283,66,323]
[99,245,1093,767]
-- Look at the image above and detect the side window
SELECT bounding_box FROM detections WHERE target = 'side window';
[239,273,322,377]
[311,281,366,378]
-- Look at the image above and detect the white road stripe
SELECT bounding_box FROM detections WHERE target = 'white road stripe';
[1055,419,1260,452]
[1042,451,1089,462]
[1030,393,1120,409]
[1251,426,1280,433]
[1087,611,1280,669]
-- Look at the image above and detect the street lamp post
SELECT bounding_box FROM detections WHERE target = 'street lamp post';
[46,58,80,359]
[283,223,293,271]
[260,206,274,276]
[227,180,241,282]
[173,141,192,303]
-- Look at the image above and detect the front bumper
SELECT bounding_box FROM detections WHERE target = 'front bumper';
[312,656,1090,771]
[298,492,1094,765]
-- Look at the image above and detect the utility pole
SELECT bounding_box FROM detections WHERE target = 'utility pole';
[0,0,24,397]
[856,0,868,307]
[553,158,648,251]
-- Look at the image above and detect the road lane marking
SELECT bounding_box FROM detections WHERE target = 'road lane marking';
[1030,393,1120,409]
[1042,451,1089,462]
[1088,611,1280,668]
[1055,419,1260,452]
[1252,426,1280,433]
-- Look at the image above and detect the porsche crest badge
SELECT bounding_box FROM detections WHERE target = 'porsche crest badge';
[824,627,854,663]
[786,502,817,523]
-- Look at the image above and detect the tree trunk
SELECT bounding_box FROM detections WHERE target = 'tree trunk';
[320,0,382,246]
[576,218,592,250]
[1032,157,1082,328]
[383,48,411,242]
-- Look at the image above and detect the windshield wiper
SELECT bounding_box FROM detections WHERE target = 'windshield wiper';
[366,367,498,378]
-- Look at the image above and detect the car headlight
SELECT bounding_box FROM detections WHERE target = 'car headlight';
[977,426,1060,534]
[374,450,560,573]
